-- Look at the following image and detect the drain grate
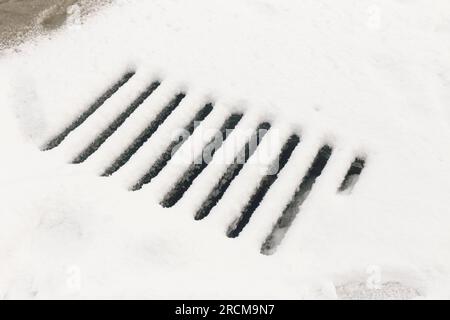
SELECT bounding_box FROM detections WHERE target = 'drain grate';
[102,92,186,176]
[131,103,214,191]
[41,72,367,255]
[42,71,136,151]
[338,157,365,193]
[195,122,271,220]
[160,113,243,208]
[72,80,161,164]
[261,145,332,255]
[227,134,300,238]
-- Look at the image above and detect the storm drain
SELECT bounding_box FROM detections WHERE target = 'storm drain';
[42,72,136,151]
[227,134,300,238]
[131,103,214,191]
[102,92,186,176]
[160,113,243,208]
[73,79,161,164]
[261,145,332,255]
[41,70,366,255]
[195,121,271,220]
[339,157,365,193]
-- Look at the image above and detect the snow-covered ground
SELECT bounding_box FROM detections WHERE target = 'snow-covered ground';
[1,0,450,299]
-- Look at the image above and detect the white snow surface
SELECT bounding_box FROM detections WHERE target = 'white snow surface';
[1,0,450,299]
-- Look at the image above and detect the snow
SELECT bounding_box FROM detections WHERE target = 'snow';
[1,0,450,298]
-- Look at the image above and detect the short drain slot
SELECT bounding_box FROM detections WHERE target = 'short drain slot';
[338,157,365,193]
[102,93,186,176]
[227,134,300,238]
[72,81,161,164]
[195,122,271,220]
[261,145,332,255]
[131,103,214,191]
[42,71,135,151]
[160,113,243,208]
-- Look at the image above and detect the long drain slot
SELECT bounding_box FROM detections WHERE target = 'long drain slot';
[227,134,300,238]
[131,103,214,191]
[338,157,365,193]
[102,93,186,176]
[261,145,332,255]
[42,71,135,151]
[72,80,161,164]
[195,122,271,220]
[160,113,243,208]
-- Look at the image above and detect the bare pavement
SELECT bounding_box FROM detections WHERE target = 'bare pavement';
[0,0,109,48]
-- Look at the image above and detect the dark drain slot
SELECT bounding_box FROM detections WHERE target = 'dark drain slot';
[195,122,271,220]
[160,113,243,208]
[261,145,332,255]
[227,135,300,238]
[338,157,365,193]
[102,93,186,176]
[42,71,135,151]
[72,81,161,164]
[131,103,214,191]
